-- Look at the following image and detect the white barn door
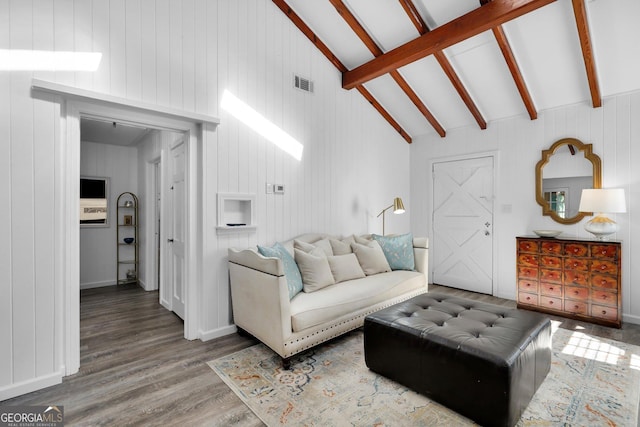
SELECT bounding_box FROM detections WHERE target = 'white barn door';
[432,156,494,294]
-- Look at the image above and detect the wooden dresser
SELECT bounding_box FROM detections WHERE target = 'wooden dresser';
[516,236,621,328]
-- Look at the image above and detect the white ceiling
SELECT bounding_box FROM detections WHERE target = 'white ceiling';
[285,0,640,140]
[81,118,150,146]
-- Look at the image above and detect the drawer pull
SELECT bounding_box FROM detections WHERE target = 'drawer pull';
[601,265,607,270]
[574,290,579,295]
[549,287,554,291]
[574,248,578,253]
[574,305,580,309]
[602,310,607,315]
[573,262,578,268]
[602,250,607,254]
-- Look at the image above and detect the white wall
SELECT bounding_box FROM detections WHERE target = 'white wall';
[410,91,639,323]
[79,141,138,289]
[0,0,410,398]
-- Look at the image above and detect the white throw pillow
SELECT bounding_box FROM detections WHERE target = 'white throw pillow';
[294,248,335,292]
[350,240,391,275]
[330,236,355,255]
[294,239,333,257]
[327,254,365,283]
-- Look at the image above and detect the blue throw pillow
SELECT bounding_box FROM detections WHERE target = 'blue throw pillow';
[257,242,303,299]
[372,233,415,271]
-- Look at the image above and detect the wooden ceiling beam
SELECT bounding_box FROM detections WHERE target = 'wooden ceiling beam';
[571,0,601,108]
[330,0,445,137]
[399,0,487,130]
[491,25,537,119]
[271,0,412,143]
[342,0,557,89]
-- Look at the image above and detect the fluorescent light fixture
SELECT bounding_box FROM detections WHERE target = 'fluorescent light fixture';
[0,49,102,71]
[221,90,303,161]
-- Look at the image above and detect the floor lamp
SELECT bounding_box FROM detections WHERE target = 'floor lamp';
[377,197,405,236]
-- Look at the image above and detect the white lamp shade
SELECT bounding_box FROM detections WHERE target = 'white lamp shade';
[578,189,626,213]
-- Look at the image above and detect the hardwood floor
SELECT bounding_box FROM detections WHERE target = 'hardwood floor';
[4,283,640,426]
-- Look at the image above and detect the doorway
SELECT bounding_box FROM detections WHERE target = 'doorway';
[432,155,495,294]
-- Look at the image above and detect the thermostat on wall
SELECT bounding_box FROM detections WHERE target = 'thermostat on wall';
[275,184,285,194]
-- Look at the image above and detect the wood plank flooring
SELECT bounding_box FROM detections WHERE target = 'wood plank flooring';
[4,283,640,426]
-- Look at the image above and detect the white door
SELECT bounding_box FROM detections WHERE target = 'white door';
[432,156,494,294]
[167,137,187,319]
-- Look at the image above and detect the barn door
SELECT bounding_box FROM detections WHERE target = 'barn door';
[432,156,494,294]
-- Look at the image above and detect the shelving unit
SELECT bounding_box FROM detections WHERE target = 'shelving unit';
[116,192,139,285]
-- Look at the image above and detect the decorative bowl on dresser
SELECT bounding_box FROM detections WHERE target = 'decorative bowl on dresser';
[516,236,621,328]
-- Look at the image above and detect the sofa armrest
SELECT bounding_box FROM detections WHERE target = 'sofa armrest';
[228,249,292,356]
[413,237,429,275]
[228,247,284,276]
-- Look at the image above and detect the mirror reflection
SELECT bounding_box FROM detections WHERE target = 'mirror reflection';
[535,138,601,225]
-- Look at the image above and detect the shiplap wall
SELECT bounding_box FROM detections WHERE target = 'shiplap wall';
[0,0,410,398]
[410,91,639,322]
[79,141,138,289]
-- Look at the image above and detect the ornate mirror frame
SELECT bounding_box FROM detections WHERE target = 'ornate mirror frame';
[535,138,602,224]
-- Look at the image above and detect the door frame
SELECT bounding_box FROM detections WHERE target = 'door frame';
[33,80,219,377]
[428,151,499,293]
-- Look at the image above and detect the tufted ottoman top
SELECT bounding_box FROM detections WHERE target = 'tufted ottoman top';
[367,292,551,364]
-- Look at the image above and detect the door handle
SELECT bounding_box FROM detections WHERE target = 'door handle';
[484,231,490,236]
[168,238,174,243]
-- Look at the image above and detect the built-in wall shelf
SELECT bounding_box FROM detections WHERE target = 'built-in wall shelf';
[217,193,256,234]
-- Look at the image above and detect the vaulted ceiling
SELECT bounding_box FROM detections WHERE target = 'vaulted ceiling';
[275,0,640,142]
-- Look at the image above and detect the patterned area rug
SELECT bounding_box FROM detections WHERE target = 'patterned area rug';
[208,324,640,426]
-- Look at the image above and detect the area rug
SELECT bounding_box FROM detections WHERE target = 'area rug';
[208,324,640,426]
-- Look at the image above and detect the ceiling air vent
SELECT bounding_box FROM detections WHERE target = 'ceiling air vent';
[294,74,314,93]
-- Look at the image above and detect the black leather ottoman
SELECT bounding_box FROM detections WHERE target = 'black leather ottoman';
[364,293,551,427]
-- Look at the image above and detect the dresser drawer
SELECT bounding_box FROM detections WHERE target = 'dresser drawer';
[539,296,562,311]
[541,241,562,255]
[591,244,619,260]
[591,274,618,290]
[564,257,589,271]
[591,260,618,275]
[518,266,538,280]
[591,289,618,307]
[564,243,588,257]
[565,286,589,301]
[540,256,562,269]
[564,270,589,286]
[540,268,562,283]
[591,304,618,322]
[518,254,539,267]
[518,292,538,306]
[564,300,588,315]
[518,239,539,253]
[518,279,538,293]
[540,282,562,297]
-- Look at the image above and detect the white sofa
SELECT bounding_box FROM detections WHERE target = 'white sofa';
[228,233,429,367]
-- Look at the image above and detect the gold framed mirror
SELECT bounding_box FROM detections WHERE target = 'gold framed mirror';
[535,138,601,224]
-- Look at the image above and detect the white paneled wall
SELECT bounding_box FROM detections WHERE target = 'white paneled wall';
[410,91,640,322]
[0,1,410,398]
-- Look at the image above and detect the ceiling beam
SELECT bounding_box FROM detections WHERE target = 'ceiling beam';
[571,0,601,108]
[491,25,537,119]
[271,0,412,143]
[399,0,487,130]
[342,0,557,90]
[330,0,445,137]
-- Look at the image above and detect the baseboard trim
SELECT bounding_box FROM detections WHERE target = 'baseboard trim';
[0,370,64,401]
[80,280,115,290]
[623,313,640,325]
[199,325,237,342]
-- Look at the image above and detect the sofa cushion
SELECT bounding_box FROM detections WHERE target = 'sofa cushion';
[330,236,355,255]
[351,240,391,275]
[372,233,415,271]
[257,242,303,299]
[294,248,335,292]
[290,270,425,332]
[294,239,333,257]
[327,253,365,283]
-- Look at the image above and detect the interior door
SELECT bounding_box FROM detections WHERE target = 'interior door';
[432,156,494,294]
[167,137,186,319]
